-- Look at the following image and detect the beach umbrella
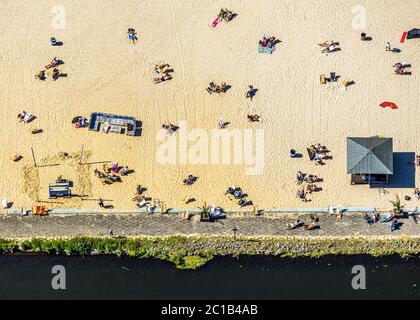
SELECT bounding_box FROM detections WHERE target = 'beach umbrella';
[379,101,398,110]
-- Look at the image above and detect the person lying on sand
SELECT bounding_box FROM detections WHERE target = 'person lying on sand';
[94,169,106,178]
[17,111,33,123]
[247,114,260,122]
[297,189,306,200]
[313,143,327,153]
[296,171,304,184]
[120,166,130,176]
[155,61,167,70]
[52,68,61,81]
[162,121,176,134]
[218,8,233,22]
[321,44,337,54]
[225,186,236,195]
[183,173,195,186]
[304,174,318,183]
[260,36,276,48]
[154,61,170,74]
[153,73,172,83]
[318,40,339,47]
[238,197,252,207]
[314,153,325,165]
[45,57,59,69]
[245,85,256,100]
[127,28,138,44]
[267,36,276,48]
[35,70,46,80]
[306,184,317,193]
[234,189,243,199]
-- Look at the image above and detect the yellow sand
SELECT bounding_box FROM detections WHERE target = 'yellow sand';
[0,0,419,211]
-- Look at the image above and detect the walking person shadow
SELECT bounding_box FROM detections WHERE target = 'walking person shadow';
[98,198,114,209]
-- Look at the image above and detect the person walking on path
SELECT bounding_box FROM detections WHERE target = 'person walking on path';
[386,42,391,51]
[109,228,114,237]
[98,198,105,208]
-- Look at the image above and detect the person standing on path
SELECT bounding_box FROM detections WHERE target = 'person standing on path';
[98,198,104,208]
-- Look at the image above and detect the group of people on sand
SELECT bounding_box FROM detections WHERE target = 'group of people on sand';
[286,215,318,230]
[296,171,320,200]
[35,57,64,81]
[259,35,277,49]
[225,186,253,208]
[132,185,161,213]
[308,143,330,165]
[318,40,340,54]
[153,61,173,83]
[206,81,227,94]
[393,62,410,75]
[296,171,319,185]
[296,185,316,200]
[133,192,162,213]
[94,163,131,185]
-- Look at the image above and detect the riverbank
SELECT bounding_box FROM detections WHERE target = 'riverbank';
[0,235,419,269]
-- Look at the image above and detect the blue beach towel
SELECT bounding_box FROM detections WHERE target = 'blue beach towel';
[258,43,275,54]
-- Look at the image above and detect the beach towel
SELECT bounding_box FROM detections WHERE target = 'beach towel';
[400,31,407,43]
[258,43,275,54]
[212,17,220,28]
[23,112,32,123]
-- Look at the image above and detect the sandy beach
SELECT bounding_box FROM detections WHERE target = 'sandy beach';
[0,0,419,211]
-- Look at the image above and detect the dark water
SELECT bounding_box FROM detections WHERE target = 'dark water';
[0,254,418,299]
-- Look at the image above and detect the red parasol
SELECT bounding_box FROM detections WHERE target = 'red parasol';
[379,101,398,109]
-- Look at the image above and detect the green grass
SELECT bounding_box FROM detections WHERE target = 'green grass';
[0,236,418,269]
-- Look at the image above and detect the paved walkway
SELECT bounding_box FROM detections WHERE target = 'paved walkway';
[0,212,418,239]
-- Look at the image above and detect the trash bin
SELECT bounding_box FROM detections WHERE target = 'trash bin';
[361,33,366,41]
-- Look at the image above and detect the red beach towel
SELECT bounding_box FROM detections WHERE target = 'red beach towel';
[400,31,407,43]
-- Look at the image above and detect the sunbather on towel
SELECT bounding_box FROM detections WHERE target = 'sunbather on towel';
[45,57,59,69]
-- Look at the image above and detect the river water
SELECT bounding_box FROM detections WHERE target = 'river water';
[0,255,418,299]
